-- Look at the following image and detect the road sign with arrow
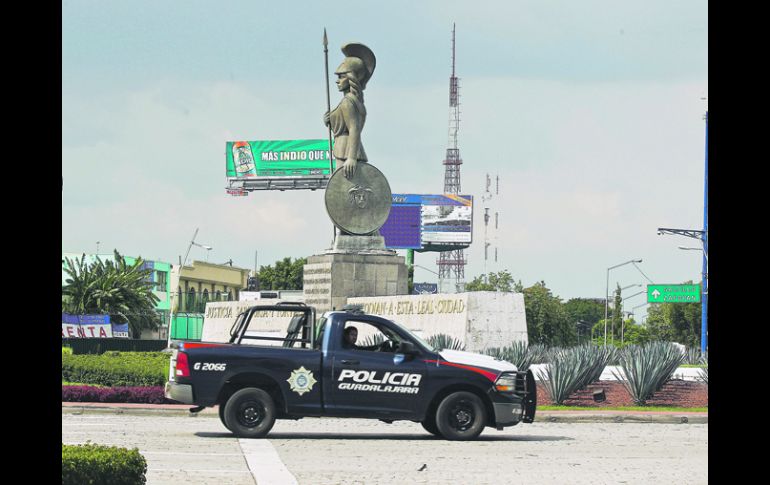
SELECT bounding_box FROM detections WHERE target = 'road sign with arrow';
[647,284,701,303]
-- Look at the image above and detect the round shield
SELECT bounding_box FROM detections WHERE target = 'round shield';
[325,163,392,235]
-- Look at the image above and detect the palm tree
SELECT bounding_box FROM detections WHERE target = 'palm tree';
[62,250,161,338]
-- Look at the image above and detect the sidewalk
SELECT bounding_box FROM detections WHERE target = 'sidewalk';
[61,402,708,424]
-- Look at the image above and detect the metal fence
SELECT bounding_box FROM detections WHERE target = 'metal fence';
[176,293,233,313]
[62,338,169,355]
[170,313,204,341]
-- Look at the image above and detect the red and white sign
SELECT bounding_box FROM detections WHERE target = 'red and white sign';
[61,323,113,338]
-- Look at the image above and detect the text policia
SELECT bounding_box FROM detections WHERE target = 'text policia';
[337,369,422,394]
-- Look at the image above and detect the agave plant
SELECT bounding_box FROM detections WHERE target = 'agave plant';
[485,341,531,370]
[535,347,592,405]
[571,344,617,391]
[684,347,703,366]
[528,344,552,365]
[425,333,465,351]
[612,342,685,405]
[697,366,708,385]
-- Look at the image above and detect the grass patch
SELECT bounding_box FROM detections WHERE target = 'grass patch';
[680,364,707,368]
[62,380,106,387]
[539,405,707,412]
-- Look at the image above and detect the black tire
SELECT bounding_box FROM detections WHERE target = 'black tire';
[435,391,487,441]
[218,404,232,431]
[421,414,442,437]
[223,387,276,438]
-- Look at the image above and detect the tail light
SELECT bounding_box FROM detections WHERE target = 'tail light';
[175,351,190,378]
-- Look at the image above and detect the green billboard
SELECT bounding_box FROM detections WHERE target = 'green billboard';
[226,139,335,178]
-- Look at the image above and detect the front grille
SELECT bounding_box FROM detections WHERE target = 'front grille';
[515,372,527,393]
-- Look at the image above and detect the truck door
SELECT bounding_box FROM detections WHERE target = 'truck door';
[328,319,427,418]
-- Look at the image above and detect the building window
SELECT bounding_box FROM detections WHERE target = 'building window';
[156,271,168,292]
[187,288,196,313]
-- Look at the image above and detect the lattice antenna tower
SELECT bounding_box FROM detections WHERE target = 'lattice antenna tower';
[438,23,466,291]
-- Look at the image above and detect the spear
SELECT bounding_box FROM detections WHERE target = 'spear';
[323,28,334,178]
[323,28,336,245]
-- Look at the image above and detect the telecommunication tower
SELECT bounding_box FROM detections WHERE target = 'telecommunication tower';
[437,24,466,292]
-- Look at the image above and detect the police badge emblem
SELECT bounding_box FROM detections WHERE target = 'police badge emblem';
[287,366,317,396]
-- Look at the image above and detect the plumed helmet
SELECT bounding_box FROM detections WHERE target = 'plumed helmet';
[334,43,376,89]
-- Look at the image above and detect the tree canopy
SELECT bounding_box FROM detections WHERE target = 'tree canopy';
[62,251,161,338]
[465,270,521,292]
[257,257,307,290]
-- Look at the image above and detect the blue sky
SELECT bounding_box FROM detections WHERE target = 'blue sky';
[62,1,708,319]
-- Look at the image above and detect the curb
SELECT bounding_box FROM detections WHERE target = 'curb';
[62,403,707,424]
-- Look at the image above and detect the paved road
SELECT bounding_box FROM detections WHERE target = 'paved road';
[62,410,707,485]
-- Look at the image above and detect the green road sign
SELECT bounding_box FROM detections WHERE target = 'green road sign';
[647,284,701,303]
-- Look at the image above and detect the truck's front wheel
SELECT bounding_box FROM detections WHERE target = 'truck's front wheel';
[435,391,486,441]
[223,387,276,438]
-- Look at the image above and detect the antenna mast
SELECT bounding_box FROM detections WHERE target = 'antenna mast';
[438,23,466,292]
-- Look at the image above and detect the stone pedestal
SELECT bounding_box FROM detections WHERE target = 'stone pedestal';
[303,250,408,315]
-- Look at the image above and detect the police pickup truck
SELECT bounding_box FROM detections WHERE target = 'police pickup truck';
[165,303,536,441]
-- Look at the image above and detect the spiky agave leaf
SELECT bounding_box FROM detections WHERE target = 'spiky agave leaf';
[697,365,708,385]
[485,341,530,369]
[359,333,385,348]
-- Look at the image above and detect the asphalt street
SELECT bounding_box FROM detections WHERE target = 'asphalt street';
[62,408,707,485]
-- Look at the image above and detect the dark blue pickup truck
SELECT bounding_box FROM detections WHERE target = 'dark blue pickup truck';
[165,303,535,440]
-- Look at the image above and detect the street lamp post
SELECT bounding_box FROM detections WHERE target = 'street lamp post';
[604,259,643,346]
[658,227,708,353]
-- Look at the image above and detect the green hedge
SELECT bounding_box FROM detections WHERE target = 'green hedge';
[62,444,147,485]
[62,351,169,387]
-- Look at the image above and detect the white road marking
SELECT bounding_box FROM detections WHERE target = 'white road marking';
[239,439,298,485]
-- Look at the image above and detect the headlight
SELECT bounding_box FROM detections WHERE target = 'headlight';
[495,373,517,392]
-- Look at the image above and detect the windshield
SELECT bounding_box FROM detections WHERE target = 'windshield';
[386,318,436,352]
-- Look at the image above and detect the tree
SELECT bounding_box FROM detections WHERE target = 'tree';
[564,298,605,342]
[465,270,521,292]
[257,257,307,290]
[563,298,605,328]
[521,281,576,346]
[645,300,701,348]
[62,251,161,338]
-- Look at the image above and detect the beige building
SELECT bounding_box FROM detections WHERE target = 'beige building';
[170,260,251,313]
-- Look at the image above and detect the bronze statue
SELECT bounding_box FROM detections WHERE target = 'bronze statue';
[324,43,376,179]
[322,40,391,241]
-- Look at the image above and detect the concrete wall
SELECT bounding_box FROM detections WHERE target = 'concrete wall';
[198,292,527,353]
[348,291,527,352]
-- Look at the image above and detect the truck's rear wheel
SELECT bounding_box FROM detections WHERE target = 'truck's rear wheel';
[224,387,276,438]
[218,404,232,431]
[435,391,486,441]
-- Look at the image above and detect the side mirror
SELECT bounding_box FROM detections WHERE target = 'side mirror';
[397,341,419,356]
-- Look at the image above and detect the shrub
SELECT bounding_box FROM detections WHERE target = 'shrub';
[426,333,465,351]
[62,351,169,387]
[62,443,147,485]
[62,385,177,404]
[612,342,685,405]
[62,346,73,356]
